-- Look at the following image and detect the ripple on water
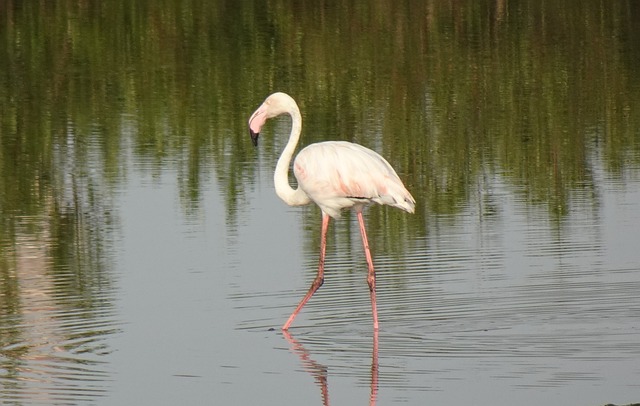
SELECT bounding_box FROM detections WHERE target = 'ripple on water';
[0,230,120,404]
[237,200,640,397]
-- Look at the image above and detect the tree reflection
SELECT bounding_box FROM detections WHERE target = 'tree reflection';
[2,0,637,231]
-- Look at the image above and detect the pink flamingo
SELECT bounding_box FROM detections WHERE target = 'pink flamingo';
[248,92,415,331]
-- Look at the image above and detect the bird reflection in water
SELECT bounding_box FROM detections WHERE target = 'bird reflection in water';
[282,330,379,406]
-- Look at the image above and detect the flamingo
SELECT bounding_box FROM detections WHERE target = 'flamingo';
[248,92,415,331]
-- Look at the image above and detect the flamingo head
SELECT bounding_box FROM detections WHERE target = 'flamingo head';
[248,92,297,146]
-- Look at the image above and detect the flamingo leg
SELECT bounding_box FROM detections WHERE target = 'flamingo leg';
[282,212,330,330]
[357,211,379,331]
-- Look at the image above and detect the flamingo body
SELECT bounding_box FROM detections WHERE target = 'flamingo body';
[248,92,414,330]
[294,141,414,218]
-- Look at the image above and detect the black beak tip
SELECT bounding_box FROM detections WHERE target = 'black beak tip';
[250,130,259,147]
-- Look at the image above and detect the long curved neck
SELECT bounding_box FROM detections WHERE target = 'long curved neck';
[274,107,310,206]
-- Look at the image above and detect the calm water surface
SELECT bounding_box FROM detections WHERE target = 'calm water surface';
[1,1,640,405]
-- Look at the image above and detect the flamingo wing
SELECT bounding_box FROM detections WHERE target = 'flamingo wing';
[293,141,415,218]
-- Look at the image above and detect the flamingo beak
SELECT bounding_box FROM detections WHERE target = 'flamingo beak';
[250,128,260,146]
[248,107,267,147]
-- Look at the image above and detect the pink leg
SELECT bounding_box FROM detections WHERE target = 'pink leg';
[357,211,379,331]
[282,213,330,330]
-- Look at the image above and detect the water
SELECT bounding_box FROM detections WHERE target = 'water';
[1,1,640,405]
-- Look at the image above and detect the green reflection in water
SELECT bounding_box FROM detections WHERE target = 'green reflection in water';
[3,0,638,224]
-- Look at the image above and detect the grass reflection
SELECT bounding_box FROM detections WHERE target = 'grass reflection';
[2,0,638,228]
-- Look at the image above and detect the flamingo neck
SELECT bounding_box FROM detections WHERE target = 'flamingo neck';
[274,108,310,206]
